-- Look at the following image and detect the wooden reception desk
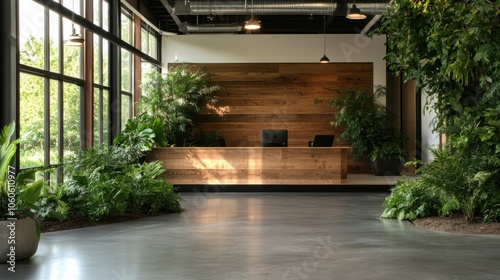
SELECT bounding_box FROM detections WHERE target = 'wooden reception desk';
[146,147,349,185]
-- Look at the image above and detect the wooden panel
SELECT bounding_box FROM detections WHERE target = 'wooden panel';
[147,147,349,185]
[174,63,373,174]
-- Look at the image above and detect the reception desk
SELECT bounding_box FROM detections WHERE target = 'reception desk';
[146,147,349,185]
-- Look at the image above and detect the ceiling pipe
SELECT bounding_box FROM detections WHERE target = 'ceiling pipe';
[171,0,390,34]
[180,23,243,33]
[174,0,337,15]
[346,2,388,15]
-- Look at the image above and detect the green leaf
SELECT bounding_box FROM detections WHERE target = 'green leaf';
[19,180,44,206]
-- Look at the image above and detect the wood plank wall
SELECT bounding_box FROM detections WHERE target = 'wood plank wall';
[174,63,373,173]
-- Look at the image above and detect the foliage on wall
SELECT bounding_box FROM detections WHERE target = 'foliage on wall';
[374,0,500,221]
[374,0,500,143]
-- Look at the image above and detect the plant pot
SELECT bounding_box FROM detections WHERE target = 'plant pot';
[370,157,403,176]
[0,217,39,263]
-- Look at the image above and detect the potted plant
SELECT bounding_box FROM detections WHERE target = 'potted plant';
[1,121,44,263]
[369,132,408,176]
[315,86,408,175]
[140,64,222,147]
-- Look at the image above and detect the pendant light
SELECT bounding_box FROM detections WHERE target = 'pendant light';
[244,0,261,30]
[319,16,330,63]
[346,4,367,20]
[65,0,84,47]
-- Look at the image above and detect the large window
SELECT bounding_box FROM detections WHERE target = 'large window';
[93,0,111,145]
[19,0,83,174]
[141,23,159,59]
[17,0,161,181]
[120,7,133,128]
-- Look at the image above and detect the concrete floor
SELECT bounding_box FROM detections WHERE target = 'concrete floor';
[2,192,500,280]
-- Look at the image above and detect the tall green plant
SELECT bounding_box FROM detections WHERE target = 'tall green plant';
[140,64,221,146]
[372,0,500,144]
[315,86,407,162]
[419,117,500,221]
[0,122,19,190]
[1,122,47,239]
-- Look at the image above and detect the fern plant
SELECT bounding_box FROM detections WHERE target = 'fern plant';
[381,177,442,220]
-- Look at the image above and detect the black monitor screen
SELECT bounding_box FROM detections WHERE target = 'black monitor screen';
[312,135,335,147]
[261,130,288,147]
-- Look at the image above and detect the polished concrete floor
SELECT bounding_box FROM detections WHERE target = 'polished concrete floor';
[2,192,500,280]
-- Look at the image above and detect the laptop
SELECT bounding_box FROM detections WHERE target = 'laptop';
[311,135,335,147]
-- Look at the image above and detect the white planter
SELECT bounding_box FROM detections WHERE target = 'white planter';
[0,217,39,263]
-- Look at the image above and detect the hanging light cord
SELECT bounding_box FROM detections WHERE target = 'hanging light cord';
[251,0,254,18]
[323,16,326,56]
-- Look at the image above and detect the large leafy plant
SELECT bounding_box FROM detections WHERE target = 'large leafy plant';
[381,176,457,221]
[315,86,408,162]
[0,122,19,193]
[372,0,500,148]
[113,112,168,158]
[382,116,500,222]
[373,1,500,222]
[140,64,221,146]
[62,145,182,221]
[1,122,45,240]
[419,117,500,221]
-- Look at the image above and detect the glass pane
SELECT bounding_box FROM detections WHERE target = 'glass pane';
[61,0,72,11]
[141,62,156,83]
[64,0,81,15]
[93,88,101,146]
[103,0,110,32]
[19,73,45,168]
[63,18,82,78]
[149,33,158,59]
[50,80,60,165]
[141,25,159,59]
[19,0,45,70]
[49,11,61,73]
[141,27,148,54]
[121,8,132,44]
[93,0,101,26]
[63,83,81,156]
[93,34,101,84]
[102,38,110,87]
[121,94,131,129]
[121,49,132,92]
[102,89,109,144]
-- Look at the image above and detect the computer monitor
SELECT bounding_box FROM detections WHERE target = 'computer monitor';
[312,135,335,147]
[261,130,288,147]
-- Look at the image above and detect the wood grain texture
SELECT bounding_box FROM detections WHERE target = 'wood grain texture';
[146,147,349,185]
[171,63,373,174]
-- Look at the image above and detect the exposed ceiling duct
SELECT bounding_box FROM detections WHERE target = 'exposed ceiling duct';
[346,2,388,15]
[156,0,391,34]
[180,23,243,33]
[174,0,337,16]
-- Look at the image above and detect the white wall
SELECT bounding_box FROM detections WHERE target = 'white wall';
[161,34,387,88]
[160,34,443,160]
[420,88,440,162]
